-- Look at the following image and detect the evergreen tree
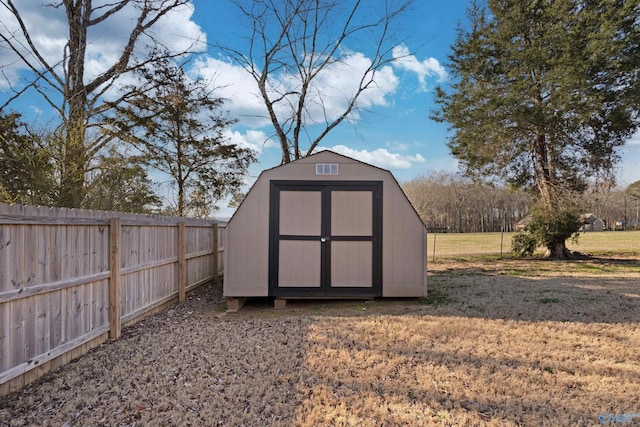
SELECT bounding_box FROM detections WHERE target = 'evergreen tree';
[110,58,255,217]
[0,112,56,205]
[432,0,640,258]
[84,147,161,214]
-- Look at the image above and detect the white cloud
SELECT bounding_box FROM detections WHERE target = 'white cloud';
[309,52,399,119]
[192,51,399,129]
[317,145,425,170]
[392,44,447,92]
[224,129,278,157]
[192,56,270,127]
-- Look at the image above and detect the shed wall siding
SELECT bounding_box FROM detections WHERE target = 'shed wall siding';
[223,175,270,296]
[383,183,426,297]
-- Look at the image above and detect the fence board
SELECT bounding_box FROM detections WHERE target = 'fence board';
[36,293,50,357]
[11,300,24,376]
[109,218,121,340]
[179,222,186,303]
[10,225,24,290]
[50,290,62,351]
[38,225,49,287]
[52,224,65,283]
[0,302,9,372]
[213,223,219,285]
[24,293,36,360]
[0,224,9,292]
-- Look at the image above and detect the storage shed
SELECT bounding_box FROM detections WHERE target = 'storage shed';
[223,150,426,309]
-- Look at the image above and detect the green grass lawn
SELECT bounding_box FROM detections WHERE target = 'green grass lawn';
[429,230,640,259]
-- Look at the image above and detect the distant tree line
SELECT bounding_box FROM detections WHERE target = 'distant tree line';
[578,182,640,231]
[403,172,640,233]
[402,172,532,233]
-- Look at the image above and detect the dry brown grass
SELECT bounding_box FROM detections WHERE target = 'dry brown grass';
[1,256,639,426]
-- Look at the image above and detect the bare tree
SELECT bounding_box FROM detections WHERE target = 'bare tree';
[627,181,640,230]
[222,0,410,164]
[403,172,533,233]
[0,0,197,207]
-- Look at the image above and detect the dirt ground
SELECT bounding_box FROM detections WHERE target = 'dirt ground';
[1,256,639,426]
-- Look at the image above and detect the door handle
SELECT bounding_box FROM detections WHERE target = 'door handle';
[320,237,327,243]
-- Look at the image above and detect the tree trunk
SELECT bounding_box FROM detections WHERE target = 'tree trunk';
[58,123,87,207]
[177,183,184,217]
[546,240,581,260]
[58,0,90,208]
[547,241,567,260]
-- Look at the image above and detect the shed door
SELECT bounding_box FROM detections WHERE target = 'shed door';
[269,181,382,297]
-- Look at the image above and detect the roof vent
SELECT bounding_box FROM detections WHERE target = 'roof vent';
[315,163,339,175]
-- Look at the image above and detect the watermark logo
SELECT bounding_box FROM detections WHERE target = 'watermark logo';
[599,412,640,425]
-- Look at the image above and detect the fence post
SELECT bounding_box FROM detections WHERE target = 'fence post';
[178,222,186,303]
[212,223,219,286]
[432,232,437,263]
[109,218,122,340]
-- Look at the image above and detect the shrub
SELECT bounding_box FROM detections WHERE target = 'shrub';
[511,232,537,257]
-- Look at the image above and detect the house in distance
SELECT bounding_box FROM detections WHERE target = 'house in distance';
[223,150,427,310]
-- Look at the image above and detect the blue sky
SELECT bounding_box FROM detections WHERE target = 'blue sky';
[2,0,639,218]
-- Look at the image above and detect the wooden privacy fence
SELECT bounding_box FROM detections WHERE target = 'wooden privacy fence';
[0,203,225,395]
